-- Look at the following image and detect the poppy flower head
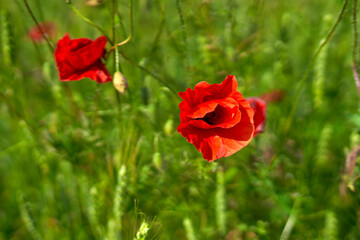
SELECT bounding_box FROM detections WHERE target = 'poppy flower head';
[246,97,266,136]
[54,33,112,83]
[177,75,255,161]
[260,89,285,103]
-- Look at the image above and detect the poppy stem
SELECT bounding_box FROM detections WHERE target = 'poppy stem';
[149,2,165,55]
[111,0,122,114]
[106,0,133,56]
[23,0,81,122]
[352,64,360,97]
[66,1,114,45]
[118,51,179,97]
[111,0,116,42]
[284,0,350,134]
[279,197,301,240]
[114,46,120,72]
[175,0,187,46]
[175,0,189,67]
[22,0,54,52]
[352,0,360,98]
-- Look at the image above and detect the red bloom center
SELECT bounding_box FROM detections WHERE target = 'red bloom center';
[188,99,241,129]
[201,105,232,125]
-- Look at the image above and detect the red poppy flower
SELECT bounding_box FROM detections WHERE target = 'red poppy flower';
[260,89,285,103]
[177,75,255,161]
[28,22,56,42]
[246,97,266,136]
[54,33,112,83]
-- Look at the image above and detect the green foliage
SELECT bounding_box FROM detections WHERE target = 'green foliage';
[183,217,197,240]
[322,211,338,240]
[215,166,226,236]
[313,14,333,109]
[0,9,14,66]
[1,0,360,239]
[134,221,150,240]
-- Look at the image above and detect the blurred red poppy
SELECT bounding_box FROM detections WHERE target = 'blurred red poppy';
[28,22,56,42]
[54,33,112,83]
[246,97,266,136]
[260,89,285,103]
[177,75,255,161]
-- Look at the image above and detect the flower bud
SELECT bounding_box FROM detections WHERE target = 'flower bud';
[152,152,162,171]
[113,72,128,94]
[163,117,174,136]
[140,87,150,105]
[85,0,102,6]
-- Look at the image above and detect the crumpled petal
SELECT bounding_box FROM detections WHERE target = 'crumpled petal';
[54,33,112,84]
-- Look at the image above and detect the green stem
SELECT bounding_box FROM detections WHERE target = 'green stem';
[23,0,81,121]
[115,46,120,72]
[119,0,133,46]
[111,0,122,113]
[118,51,178,97]
[284,0,350,134]
[114,48,122,112]
[352,0,360,98]
[280,198,301,240]
[175,0,187,46]
[149,1,165,55]
[106,0,133,56]
[23,0,54,52]
[111,0,116,42]
[66,1,113,45]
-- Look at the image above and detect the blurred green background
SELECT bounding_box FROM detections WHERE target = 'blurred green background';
[1,0,360,239]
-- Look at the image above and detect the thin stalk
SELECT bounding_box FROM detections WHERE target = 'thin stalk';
[114,47,122,114]
[280,199,301,240]
[149,1,165,55]
[284,0,350,134]
[106,0,133,56]
[175,0,188,68]
[115,0,133,46]
[352,0,360,98]
[112,0,122,113]
[23,0,54,52]
[118,51,178,97]
[116,11,128,40]
[352,64,360,97]
[22,0,81,120]
[66,0,113,45]
[111,0,116,42]
[115,47,120,72]
[175,0,187,46]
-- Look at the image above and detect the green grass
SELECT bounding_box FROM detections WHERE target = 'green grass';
[1,0,360,239]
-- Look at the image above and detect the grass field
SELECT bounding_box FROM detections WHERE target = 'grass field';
[1,0,360,239]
